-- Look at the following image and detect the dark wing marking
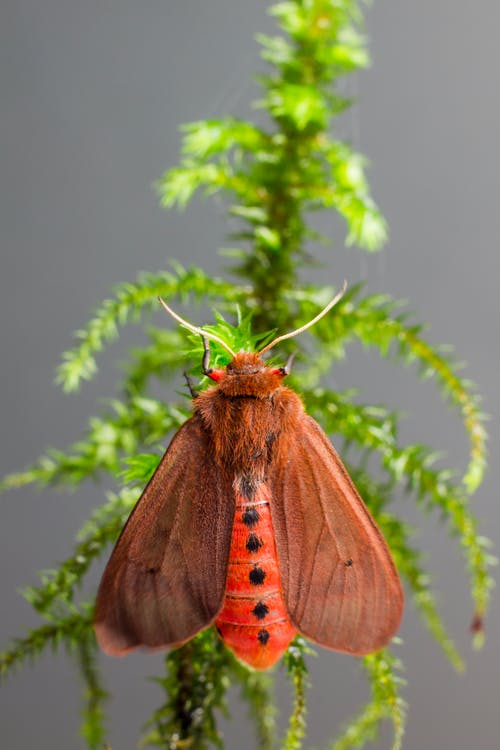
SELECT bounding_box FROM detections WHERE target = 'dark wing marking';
[94,415,233,655]
[270,415,403,655]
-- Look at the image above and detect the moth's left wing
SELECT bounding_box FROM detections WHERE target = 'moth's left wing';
[269,414,403,655]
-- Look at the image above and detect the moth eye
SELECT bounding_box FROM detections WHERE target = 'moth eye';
[207,369,225,382]
[270,367,286,377]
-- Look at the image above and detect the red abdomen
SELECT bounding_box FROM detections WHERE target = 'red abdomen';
[215,483,296,669]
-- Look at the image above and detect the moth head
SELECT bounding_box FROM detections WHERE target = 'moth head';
[225,352,267,375]
[218,351,284,396]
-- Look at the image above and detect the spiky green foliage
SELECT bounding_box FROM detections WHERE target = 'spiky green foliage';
[282,638,313,750]
[140,631,276,750]
[77,635,109,750]
[332,649,406,750]
[0,1,493,749]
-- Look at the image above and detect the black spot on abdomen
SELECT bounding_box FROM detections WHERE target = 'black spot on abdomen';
[240,474,259,499]
[246,533,263,553]
[257,629,270,645]
[252,601,269,620]
[242,508,260,527]
[249,566,266,585]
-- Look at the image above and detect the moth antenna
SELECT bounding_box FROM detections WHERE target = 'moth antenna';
[158,297,237,358]
[258,280,348,355]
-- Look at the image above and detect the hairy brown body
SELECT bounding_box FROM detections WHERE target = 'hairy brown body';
[195,353,303,476]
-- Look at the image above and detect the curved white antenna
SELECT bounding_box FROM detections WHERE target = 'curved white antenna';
[258,280,348,355]
[158,297,236,358]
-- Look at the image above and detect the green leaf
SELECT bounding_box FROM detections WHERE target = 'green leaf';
[263,83,330,130]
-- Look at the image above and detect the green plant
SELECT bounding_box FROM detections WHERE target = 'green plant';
[0,1,493,748]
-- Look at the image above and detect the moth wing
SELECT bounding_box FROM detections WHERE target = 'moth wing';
[270,414,403,655]
[94,415,233,655]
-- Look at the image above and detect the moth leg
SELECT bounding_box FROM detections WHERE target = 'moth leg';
[201,335,212,375]
[183,371,198,398]
[281,351,297,376]
[200,335,226,382]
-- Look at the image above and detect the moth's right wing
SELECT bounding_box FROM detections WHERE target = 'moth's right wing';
[94,415,234,655]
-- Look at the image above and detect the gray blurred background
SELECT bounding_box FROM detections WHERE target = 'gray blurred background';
[1,1,499,748]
